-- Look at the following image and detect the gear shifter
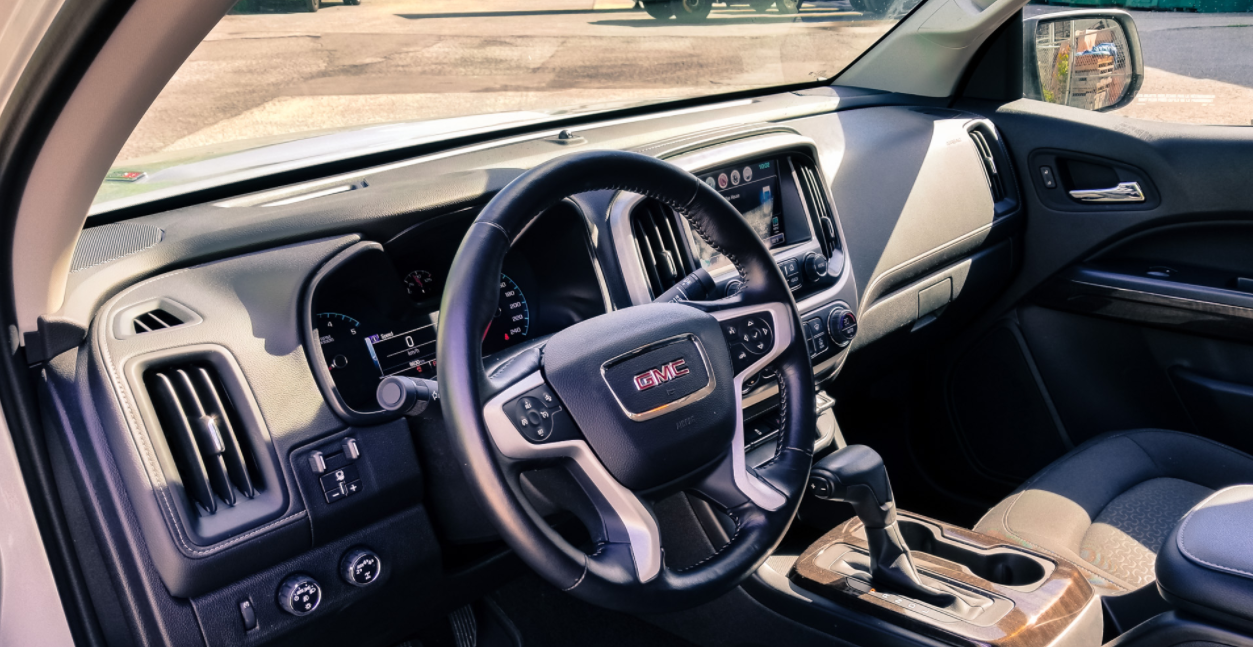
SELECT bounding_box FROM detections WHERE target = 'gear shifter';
[810,445,962,608]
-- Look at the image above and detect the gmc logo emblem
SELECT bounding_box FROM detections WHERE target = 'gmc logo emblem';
[633,359,690,392]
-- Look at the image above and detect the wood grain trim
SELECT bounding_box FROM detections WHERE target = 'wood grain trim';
[791,513,1095,647]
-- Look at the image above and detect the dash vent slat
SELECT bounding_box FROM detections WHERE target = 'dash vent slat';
[145,362,261,517]
[798,165,838,257]
[631,200,694,299]
[969,129,1007,203]
[133,308,185,335]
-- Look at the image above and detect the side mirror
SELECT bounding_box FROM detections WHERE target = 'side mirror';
[1024,10,1144,112]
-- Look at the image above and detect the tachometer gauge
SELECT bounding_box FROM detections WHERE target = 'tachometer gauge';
[315,312,367,372]
[315,312,381,411]
[404,269,436,300]
[483,273,530,355]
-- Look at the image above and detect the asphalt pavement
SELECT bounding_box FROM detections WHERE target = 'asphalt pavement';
[117,0,1253,164]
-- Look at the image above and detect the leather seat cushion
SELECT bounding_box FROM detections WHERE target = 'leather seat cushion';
[973,429,1253,595]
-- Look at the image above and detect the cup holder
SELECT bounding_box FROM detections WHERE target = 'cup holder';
[898,519,1047,587]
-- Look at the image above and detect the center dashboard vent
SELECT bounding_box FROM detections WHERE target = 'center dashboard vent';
[145,363,261,516]
[631,200,695,299]
[796,162,841,262]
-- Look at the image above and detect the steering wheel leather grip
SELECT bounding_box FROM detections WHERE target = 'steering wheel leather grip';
[437,150,816,613]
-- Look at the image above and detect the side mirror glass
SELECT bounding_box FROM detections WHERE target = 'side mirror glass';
[1024,10,1144,112]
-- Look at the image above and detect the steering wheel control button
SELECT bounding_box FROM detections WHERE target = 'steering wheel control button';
[341,548,382,587]
[507,384,578,443]
[277,575,321,616]
[741,317,773,355]
[533,386,559,408]
[828,307,858,348]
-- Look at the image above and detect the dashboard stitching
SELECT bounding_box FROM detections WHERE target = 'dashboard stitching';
[99,269,306,556]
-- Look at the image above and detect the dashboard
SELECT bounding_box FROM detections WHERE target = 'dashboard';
[43,93,1020,647]
[308,202,608,417]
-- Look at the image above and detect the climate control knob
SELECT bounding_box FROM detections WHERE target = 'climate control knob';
[277,574,322,616]
[827,306,858,348]
[341,547,382,587]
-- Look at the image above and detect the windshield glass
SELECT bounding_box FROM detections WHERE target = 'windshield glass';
[97,0,920,213]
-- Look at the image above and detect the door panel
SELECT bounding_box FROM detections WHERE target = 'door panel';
[943,99,1253,483]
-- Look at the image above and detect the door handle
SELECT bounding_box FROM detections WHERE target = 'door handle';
[1069,181,1145,203]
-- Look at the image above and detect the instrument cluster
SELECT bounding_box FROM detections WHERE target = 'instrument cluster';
[308,203,606,417]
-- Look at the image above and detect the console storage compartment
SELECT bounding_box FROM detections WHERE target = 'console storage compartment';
[791,512,1098,647]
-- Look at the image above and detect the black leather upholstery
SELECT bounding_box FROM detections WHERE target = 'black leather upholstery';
[1157,485,1253,630]
[974,429,1253,596]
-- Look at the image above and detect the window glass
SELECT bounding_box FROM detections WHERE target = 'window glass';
[98,0,922,212]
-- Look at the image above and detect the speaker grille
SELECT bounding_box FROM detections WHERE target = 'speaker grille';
[71,223,163,272]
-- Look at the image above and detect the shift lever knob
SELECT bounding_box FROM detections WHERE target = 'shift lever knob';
[809,445,897,528]
[809,445,964,610]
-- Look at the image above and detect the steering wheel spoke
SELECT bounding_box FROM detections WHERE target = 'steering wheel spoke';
[483,370,663,583]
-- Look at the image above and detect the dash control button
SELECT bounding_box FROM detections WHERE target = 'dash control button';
[341,548,382,587]
[277,575,321,616]
[1040,166,1057,189]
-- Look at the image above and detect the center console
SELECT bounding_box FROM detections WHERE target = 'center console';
[788,446,1100,647]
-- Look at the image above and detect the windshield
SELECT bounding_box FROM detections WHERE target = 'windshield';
[96,0,920,214]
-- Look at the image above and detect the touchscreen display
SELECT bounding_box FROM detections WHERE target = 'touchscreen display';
[697,159,785,249]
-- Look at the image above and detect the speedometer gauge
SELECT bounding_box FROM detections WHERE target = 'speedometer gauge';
[483,273,530,355]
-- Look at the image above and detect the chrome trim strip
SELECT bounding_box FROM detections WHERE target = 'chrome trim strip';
[599,334,716,422]
[260,184,354,207]
[709,301,793,511]
[483,371,662,582]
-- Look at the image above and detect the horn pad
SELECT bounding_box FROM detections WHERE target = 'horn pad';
[543,303,737,491]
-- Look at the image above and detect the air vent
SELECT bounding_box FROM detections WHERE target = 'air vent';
[115,298,202,339]
[797,163,841,260]
[632,200,694,299]
[144,363,260,516]
[969,128,1007,204]
[133,307,185,334]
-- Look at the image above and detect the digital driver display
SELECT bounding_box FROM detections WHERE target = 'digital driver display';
[365,319,439,378]
[698,159,785,249]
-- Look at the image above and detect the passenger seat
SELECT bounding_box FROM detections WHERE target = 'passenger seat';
[974,429,1253,597]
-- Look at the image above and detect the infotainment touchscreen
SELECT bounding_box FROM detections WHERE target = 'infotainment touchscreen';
[697,159,785,249]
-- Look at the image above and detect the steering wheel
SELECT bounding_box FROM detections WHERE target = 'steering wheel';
[437,150,816,613]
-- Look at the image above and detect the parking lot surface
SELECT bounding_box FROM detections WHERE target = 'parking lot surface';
[118,0,1253,164]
